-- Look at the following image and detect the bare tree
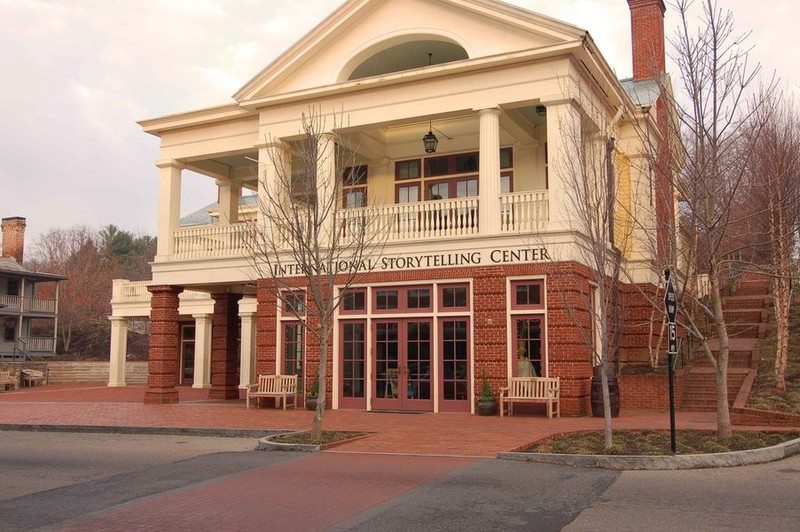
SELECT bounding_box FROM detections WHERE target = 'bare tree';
[744,94,800,391]
[29,227,119,354]
[555,97,628,449]
[639,0,774,438]
[247,107,387,440]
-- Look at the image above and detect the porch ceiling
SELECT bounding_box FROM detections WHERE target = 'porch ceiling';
[182,104,546,179]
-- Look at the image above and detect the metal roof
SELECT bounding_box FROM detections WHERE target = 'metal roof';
[0,257,67,281]
[620,77,662,108]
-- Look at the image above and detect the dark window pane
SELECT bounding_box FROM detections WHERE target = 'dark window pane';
[425,156,449,177]
[407,288,430,309]
[284,293,305,314]
[396,160,420,180]
[455,153,478,173]
[343,165,367,185]
[376,290,398,310]
[515,283,541,306]
[500,148,512,168]
[343,290,365,311]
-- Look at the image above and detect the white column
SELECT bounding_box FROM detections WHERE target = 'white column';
[239,311,257,388]
[478,108,501,235]
[317,133,336,246]
[108,316,128,387]
[192,314,213,389]
[543,99,579,232]
[155,160,183,259]
[256,141,286,238]
[218,181,240,224]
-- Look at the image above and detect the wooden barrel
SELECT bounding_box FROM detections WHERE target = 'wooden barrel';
[591,365,620,417]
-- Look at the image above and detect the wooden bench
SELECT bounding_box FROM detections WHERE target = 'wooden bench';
[0,370,18,391]
[246,374,298,410]
[500,377,560,418]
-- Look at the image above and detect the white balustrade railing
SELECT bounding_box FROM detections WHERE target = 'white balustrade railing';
[165,192,549,259]
[173,221,254,260]
[0,294,56,314]
[24,297,57,313]
[0,294,21,311]
[112,279,211,304]
[20,336,56,353]
[341,197,480,243]
[499,190,549,232]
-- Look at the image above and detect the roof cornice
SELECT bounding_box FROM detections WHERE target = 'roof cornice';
[239,39,586,111]
[138,104,254,137]
[233,0,588,104]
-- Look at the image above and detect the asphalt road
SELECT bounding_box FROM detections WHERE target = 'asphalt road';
[0,431,798,531]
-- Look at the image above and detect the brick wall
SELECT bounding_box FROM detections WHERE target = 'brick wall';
[619,283,664,367]
[619,370,686,410]
[253,261,601,415]
[731,407,800,427]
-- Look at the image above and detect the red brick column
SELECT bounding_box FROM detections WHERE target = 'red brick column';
[209,292,242,400]
[546,263,595,416]
[144,285,183,405]
[256,280,278,376]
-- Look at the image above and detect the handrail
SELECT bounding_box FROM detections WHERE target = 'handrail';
[173,221,255,260]
[0,295,57,314]
[166,190,550,259]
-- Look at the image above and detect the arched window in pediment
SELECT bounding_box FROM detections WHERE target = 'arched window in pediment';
[345,38,468,81]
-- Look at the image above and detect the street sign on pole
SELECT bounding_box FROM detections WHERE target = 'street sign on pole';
[664,279,677,324]
[668,322,678,355]
[664,268,678,454]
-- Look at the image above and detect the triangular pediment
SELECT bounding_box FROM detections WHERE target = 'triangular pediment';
[234,0,587,105]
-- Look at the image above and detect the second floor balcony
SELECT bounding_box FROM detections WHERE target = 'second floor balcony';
[0,294,58,316]
[168,189,549,261]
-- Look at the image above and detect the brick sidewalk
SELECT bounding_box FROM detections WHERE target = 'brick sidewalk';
[0,383,732,457]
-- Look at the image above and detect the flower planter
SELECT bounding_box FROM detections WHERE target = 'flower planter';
[305,397,318,411]
[477,400,498,416]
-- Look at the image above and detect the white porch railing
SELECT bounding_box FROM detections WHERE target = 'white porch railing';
[173,221,254,260]
[19,336,56,353]
[0,294,57,314]
[342,197,480,243]
[168,191,550,259]
[111,280,212,304]
[499,190,549,232]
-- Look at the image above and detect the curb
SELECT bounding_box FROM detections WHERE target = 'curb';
[498,435,800,470]
[0,423,283,439]
[259,431,320,452]
[258,431,374,452]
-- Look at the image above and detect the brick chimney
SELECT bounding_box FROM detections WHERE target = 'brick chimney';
[1,216,26,264]
[627,0,666,80]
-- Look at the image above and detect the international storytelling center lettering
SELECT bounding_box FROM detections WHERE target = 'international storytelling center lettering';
[270,247,552,277]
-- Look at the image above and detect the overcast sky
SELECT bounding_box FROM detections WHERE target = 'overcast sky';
[1,0,797,249]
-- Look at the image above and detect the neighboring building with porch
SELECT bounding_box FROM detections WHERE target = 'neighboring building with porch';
[0,217,65,360]
[110,0,675,414]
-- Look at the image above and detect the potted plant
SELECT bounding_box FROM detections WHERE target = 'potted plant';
[476,371,497,416]
[305,373,319,411]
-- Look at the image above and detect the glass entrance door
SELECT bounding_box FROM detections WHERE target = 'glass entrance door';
[372,319,433,411]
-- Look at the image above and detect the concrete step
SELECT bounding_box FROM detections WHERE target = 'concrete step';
[46,361,148,384]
